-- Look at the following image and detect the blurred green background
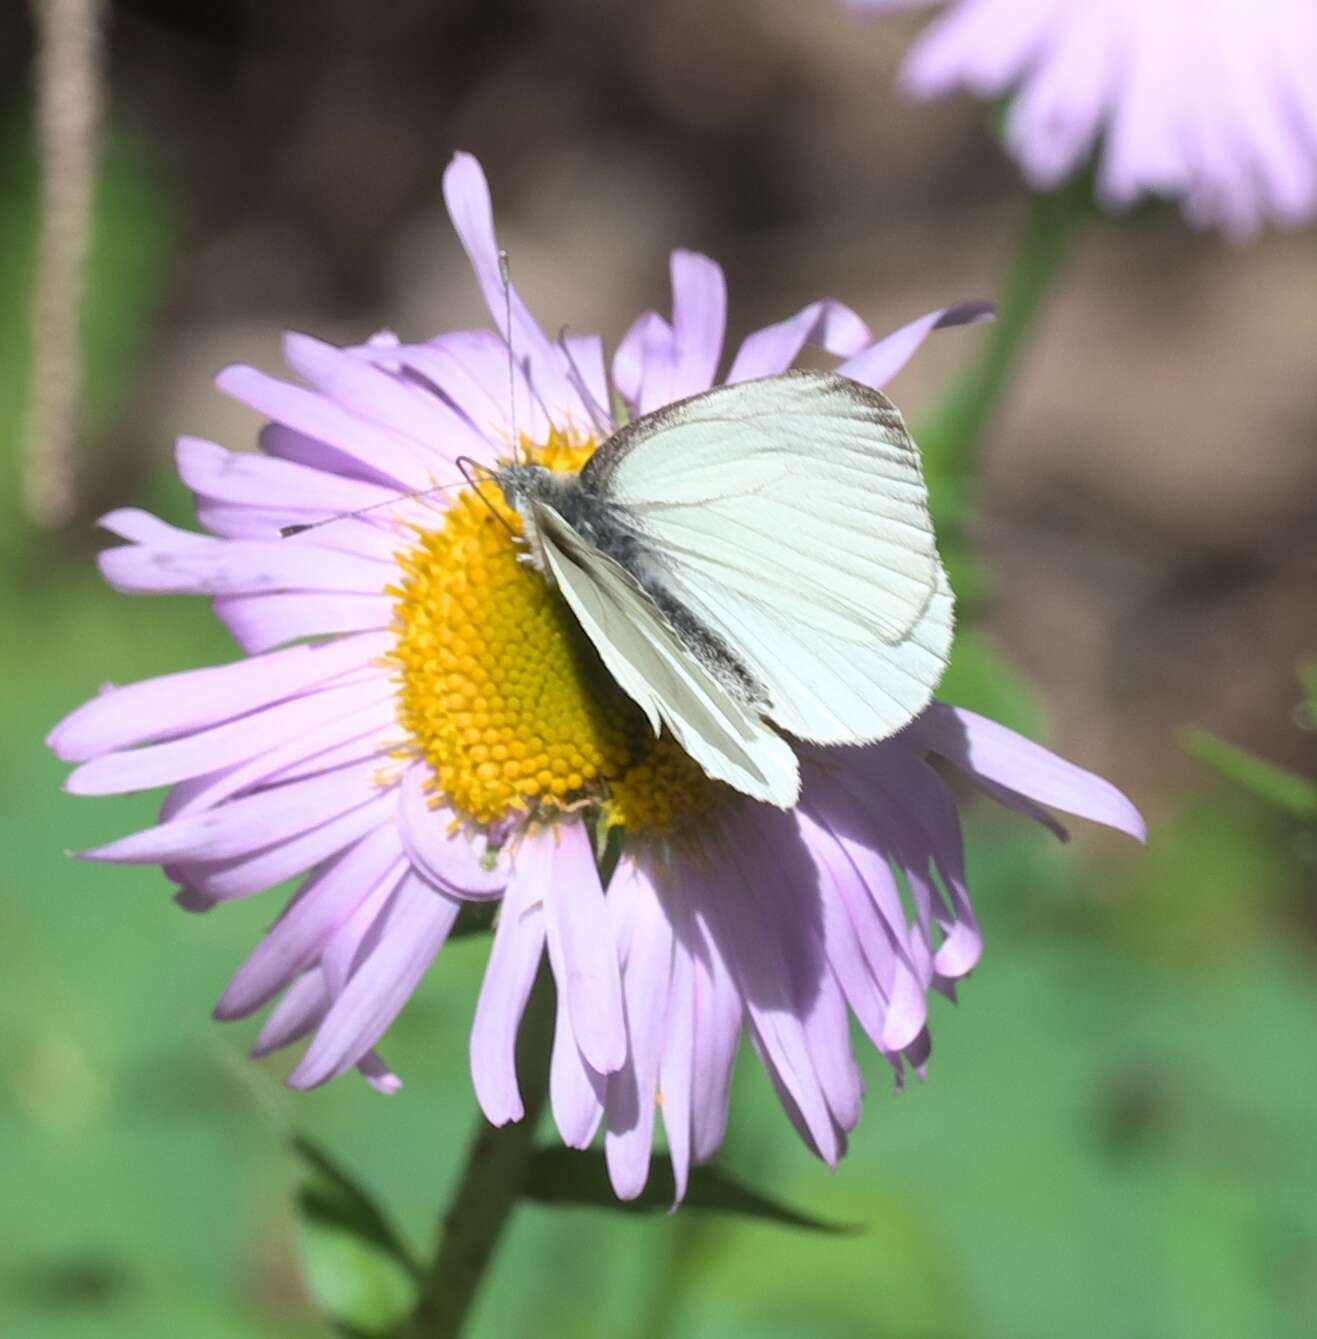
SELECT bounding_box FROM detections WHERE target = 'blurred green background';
[3,3,1316,1337]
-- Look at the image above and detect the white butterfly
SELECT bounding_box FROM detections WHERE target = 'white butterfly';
[492,368,954,809]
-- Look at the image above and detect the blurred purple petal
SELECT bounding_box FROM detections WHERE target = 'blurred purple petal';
[727,299,871,383]
[862,0,1317,237]
[666,250,727,402]
[837,300,995,390]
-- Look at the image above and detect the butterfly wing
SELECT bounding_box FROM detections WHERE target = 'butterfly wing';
[585,369,953,744]
[587,369,941,646]
[530,499,801,807]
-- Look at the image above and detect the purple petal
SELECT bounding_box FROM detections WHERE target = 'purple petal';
[739,806,863,1129]
[901,0,1043,100]
[541,823,626,1075]
[175,790,396,901]
[726,299,871,383]
[65,677,394,796]
[80,756,385,864]
[284,331,505,467]
[971,774,1071,842]
[48,626,388,765]
[214,826,406,1019]
[548,996,606,1149]
[214,592,395,654]
[253,726,397,791]
[746,1025,846,1165]
[796,811,894,1052]
[193,500,410,562]
[398,763,509,899]
[399,333,547,450]
[253,971,328,1057]
[159,694,397,821]
[909,702,1147,841]
[666,250,727,402]
[99,507,210,547]
[290,872,460,1087]
[283,332,465,448]
[836,748,983,982]
[469,863,546,1125]
[658,891,696,1203]
[604,860,674,1200]
[836,301,995,390]
[319,864,403,997]
[441,152,583,422]
[688,903,743,1165]
[561,334,611,429]
[98,531,390,598]
[799,773,930,1048]
[357,1050,403,1094]
[699,816,840,1163]
[216,365,434,490]
[627,314,692,417]
[176,435,398,514]
[1002,2,1117,190]
[611,310,669,408]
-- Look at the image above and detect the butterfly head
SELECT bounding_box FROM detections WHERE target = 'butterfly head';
[491,462,574,574]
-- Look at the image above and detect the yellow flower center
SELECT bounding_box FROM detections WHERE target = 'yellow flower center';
[390,431,729,837]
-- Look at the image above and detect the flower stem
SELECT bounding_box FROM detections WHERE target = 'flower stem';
[400,967,555,1339]
[920,175,1092,541]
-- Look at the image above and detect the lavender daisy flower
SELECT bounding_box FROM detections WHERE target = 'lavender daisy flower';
[49,152,1143,1201]
[852,0,1317,239]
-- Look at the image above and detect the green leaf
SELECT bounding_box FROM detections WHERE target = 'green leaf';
[291,1134,419,1336]
[522,1147,858,1234]
[1181,728,1317,821]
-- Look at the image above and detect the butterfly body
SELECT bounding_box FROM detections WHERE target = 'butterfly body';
[491,370,954,808]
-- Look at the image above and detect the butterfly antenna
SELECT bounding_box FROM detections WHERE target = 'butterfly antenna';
[278,479,462,538]
[498,248,523,464]
[557,325,613,436]
[454,453,519,539]
[496,249,557,453]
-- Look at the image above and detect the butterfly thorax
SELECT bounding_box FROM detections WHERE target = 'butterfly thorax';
[493,464,656,583]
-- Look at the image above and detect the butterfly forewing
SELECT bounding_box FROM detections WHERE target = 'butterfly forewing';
[530,501,802,806]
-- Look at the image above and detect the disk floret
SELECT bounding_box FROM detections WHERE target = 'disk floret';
[391,433,727,836]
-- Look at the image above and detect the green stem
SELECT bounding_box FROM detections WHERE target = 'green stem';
[921,175,1091,538]
[400,968,555,1339]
